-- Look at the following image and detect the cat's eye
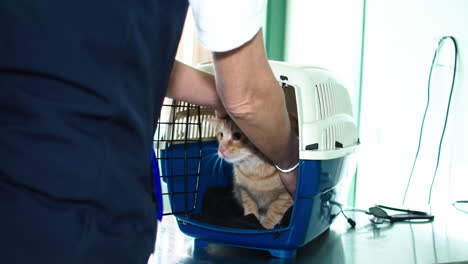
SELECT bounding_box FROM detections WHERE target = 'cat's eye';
[218,132,223,138]
[232,132,242,141]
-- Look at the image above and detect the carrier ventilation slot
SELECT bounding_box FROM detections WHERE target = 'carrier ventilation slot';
[315,83,338,120]
[319,124,346,151]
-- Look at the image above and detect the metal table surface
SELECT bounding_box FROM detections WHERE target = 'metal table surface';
[149,204,468,264]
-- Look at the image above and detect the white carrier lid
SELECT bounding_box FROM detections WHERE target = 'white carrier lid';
[167,61,360,160]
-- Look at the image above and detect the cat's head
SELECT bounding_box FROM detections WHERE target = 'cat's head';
[211,117,258,164]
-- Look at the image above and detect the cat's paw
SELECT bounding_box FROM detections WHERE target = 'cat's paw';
[260,218,277,229]
[244,209,259,219]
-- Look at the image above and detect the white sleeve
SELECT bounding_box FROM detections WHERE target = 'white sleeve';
[189,0,267,52]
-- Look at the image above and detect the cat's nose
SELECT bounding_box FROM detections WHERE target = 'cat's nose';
[219,146,225,154]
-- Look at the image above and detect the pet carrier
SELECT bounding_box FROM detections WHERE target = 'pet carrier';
[154,61,359,258]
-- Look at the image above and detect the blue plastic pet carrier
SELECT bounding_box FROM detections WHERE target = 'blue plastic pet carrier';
[154,61,359,258]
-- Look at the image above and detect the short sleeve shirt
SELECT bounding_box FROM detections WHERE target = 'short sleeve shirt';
[189,0,267,52]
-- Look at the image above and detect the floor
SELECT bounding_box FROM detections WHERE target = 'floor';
[148,203,468,264]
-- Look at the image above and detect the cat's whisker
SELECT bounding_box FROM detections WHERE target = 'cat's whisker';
[202,152,217,163]
[202,150,222,164]
[216,156,225,173]
[212,155,222,174]
[216,155,227,175]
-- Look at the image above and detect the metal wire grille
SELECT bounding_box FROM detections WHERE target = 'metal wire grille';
[153,81,295,218]
[154,99,216,217]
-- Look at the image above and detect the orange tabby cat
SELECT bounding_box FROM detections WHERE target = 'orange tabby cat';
[213,117,296,229]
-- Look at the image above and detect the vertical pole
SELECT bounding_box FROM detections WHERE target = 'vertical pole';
[265,0,287,61]
[347,0,367,207]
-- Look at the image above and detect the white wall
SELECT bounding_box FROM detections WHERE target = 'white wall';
[358,0,468,208]
[285,0,468,209]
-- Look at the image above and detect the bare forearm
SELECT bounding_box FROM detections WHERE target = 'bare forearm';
[166,61,222,111]
[213,30,299,170]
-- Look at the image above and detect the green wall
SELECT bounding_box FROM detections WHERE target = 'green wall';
[265,0,287,61]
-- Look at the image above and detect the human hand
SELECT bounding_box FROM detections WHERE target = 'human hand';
[215,107,228,119]
[278,169,297,197]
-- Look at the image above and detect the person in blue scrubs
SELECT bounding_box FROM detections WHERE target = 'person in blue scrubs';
[0,1,298,263]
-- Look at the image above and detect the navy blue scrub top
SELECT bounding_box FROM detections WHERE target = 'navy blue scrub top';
[0,1,188,263]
